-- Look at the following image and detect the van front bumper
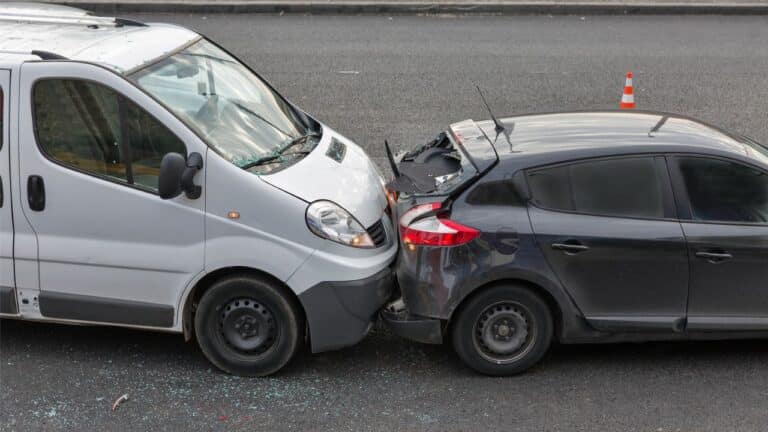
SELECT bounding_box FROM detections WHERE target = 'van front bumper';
[298,267,394,353]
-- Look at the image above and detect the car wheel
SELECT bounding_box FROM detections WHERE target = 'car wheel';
[194,275,303,376]
[451,284,553,376]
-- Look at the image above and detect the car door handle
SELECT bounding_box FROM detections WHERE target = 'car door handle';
[695,251,733,262]
[551,242,589,254]
[27,175,45,212]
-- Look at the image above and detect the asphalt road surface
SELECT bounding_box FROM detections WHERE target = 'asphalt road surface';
[3,14,768,432]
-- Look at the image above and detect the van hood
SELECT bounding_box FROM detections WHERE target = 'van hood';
[260,127,388,228]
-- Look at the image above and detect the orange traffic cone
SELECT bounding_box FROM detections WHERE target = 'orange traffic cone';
[619,72,635,109]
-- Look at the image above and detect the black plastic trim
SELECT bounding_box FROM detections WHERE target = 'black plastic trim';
[586,315,686,333]
[30,50,68,61]
[0,286,17,314]
[380,309,442,344]
[114,17,147,27]
[39,291,174,327]
[298,267,394,353]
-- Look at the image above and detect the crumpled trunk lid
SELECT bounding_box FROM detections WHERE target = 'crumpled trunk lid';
[386,119,498,196]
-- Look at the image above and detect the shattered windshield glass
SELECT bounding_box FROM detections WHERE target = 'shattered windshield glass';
[130,39,318,170]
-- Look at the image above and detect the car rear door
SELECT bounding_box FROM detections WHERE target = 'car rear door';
[527,155,689,332]
[669,155,768,330]
[0,69,14,315]
[17,62,206,328]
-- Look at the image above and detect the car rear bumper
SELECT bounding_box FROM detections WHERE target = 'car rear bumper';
[298,267,394,353]
[380,298,443,344]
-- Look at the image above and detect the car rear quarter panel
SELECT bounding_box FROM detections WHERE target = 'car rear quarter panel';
[396,169,591,340]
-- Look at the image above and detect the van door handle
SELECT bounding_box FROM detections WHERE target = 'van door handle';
[27,175,45,212]
[551,241,589,254]
[695,250,732,263]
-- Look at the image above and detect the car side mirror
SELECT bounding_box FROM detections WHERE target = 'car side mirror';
[159,152,204,200]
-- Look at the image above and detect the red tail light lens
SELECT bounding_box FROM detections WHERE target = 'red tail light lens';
[399,203,480,247]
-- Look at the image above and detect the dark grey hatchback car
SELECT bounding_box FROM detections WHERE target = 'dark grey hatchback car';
[383,110,768,375]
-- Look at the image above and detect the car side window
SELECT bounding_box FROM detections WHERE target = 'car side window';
[466,180,522,206]
[527,157,665,219]
[33,79,187,192]
[676,157,768,224]
[0,86,4,150]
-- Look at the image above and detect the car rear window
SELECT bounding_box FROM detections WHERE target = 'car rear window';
[527,157,665,219]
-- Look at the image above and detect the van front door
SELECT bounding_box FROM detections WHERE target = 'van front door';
[18,62,206,328]
[0,69,15,315]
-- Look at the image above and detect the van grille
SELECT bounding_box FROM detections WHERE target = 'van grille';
[366,219,387,248]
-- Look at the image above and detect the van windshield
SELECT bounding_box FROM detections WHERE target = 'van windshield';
[130,39,317,170]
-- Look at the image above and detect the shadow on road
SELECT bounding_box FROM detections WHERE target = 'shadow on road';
[4,318,768,376]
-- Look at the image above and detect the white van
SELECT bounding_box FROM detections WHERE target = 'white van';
[0,3,397,376]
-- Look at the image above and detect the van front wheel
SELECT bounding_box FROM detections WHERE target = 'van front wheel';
[194,275,303,376]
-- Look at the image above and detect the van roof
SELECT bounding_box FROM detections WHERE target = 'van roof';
[0,3,199,73]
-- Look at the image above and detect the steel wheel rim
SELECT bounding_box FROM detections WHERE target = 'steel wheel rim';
[219,297,277,355]
[473,301,536,364]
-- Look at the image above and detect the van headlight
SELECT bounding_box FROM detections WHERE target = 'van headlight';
[306,200,375,248]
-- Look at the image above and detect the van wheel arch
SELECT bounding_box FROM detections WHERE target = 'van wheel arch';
[448,279,564,343]
[182,267,306,342]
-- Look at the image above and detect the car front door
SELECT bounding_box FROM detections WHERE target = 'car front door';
[0,69,14,315]
[18,62,206,328]
[669,155,768,330]
[527,155,689,332]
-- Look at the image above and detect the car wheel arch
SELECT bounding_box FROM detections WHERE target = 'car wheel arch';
[447,278,565,343]
[181,266,307,342]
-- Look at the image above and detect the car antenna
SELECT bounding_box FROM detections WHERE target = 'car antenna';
[648,115,669,138]
[384,140,401,178]
[475,85,515,151]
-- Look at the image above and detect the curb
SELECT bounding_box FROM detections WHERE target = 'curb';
[52,2,768,15]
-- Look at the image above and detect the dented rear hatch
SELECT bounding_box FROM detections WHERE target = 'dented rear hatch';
[387,119,498,197]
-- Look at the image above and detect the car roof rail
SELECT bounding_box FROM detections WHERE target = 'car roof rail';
[114,17,147,27]
[0,12,146,29]
[31,50,69,60]
[0,50,69,60]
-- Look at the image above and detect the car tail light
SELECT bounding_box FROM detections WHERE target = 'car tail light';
[399,202,479,247]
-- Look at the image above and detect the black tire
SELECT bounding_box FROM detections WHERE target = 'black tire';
[194,275,303,377]
[451,284,553,376]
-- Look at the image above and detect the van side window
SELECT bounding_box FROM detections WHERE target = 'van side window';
[33,79,186,192]
[527,157,664,219]
[1,86,4,208]
[0,86,4,150]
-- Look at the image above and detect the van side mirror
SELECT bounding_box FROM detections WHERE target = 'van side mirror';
[159,152,204,200]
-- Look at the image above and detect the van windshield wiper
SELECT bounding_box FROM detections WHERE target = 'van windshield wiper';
[229,99,294,139]
[239,150,311,170]
[237,131,319,171]
[278,131,322,154]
